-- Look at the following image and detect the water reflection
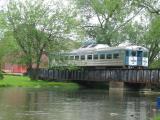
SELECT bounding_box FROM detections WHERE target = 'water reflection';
[0,88,158,120]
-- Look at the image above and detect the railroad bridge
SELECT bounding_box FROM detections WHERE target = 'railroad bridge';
[38,68,160,91]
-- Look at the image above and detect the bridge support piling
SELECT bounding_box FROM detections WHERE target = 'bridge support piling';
[109,81,124,99]
[109,81,151,93]
[109,81,124,91]
[124,83,151,93]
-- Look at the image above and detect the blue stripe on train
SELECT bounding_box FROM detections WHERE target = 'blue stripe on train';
[125,56,129,65]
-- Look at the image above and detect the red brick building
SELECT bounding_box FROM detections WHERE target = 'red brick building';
[2,64,27,74]
[1,52,48,74]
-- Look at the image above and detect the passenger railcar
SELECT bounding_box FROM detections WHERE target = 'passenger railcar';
[49,44,149,68]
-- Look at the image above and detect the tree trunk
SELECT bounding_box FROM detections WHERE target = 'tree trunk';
[26,63,34,79]
[30,52,42,80]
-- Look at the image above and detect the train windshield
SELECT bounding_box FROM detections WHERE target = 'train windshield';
[131,51,136,56]
[137,51,142,57]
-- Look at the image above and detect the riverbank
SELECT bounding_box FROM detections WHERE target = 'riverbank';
[0,75,80,90]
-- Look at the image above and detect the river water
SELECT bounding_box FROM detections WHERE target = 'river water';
[0,88,159,120]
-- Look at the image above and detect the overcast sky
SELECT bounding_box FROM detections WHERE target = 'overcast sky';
[0,0,8,9]
[0,0,5,5]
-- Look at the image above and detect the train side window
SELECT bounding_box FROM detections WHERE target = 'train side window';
[93,54,98,60]
[87,55,92,60]
[70,56,74,60]
[106,54,112,59]
[143,52,148,57]
[81,55,85,60]
[131,51,136,56]
[113,53,119,59]
[100,54,105,59]
[75,55,79,60]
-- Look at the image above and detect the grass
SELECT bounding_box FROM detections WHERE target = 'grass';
[153,114,160,120]
[0,75,80,90]
[154,116,160,120]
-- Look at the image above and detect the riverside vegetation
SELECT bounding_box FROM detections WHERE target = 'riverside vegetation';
[0,75,80,90]
[0,72,3,80]
[154,116,160,120]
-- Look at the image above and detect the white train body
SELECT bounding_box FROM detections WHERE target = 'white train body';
[49,44,149,68]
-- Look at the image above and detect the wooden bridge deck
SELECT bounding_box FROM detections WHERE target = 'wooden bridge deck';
[37,69,160,84]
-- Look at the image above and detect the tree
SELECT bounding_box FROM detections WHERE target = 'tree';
[0,11,18,70]
[75,0,143,46]
[138,0,160,15]
[136,0,160,66]
[6,0,79,79]
[143,17,160,65]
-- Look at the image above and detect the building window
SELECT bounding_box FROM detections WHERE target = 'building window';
[113,53,119,59]
[93,54,98,60]
[75,55,79,60]
[106,54,112,59]
[87,55,92,60]
[81,55,85,60]
[100,54,105,59]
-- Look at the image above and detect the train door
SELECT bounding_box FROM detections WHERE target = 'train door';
[137,51,143,66]
[125,50,137,66]
[130,50,137,66]
[125,50,129,65]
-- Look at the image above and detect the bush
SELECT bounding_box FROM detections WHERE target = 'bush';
[150,60,160,68]
[0,71,4,80]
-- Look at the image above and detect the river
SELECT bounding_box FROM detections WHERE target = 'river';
[0,88,159,120]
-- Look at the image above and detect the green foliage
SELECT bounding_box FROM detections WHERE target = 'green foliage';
[50,60,80,71]
[0,31,19,64]
[0,0,159,69]
[149,17,160,39]
[76,0,140,46]
[4,0,81,80]
[0,71,3,80]
[154,116,160,120]
[143,17,160,64]
[0,75,79,90]
[66,64,80,71]
[89,0,122,15]
[149,60,160,68]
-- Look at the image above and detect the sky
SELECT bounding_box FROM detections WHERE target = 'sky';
[0,0,7,6]
[0,0,8,10]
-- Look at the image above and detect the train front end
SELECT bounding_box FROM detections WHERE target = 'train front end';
[125,46,149,68]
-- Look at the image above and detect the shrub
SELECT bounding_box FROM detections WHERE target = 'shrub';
[150,60,160,68]
[0,71,4,80]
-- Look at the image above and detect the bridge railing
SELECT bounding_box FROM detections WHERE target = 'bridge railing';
[37,68,160,83]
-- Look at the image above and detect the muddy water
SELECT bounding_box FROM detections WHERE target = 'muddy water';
[0,88,159,120]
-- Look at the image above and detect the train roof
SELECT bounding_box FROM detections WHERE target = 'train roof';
[70,44,149,54]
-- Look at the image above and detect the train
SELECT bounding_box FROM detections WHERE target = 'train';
[49,44,149,68]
